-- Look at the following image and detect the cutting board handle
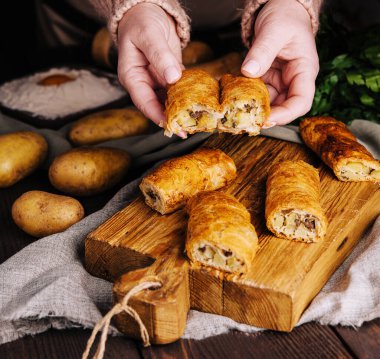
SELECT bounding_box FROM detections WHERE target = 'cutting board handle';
[112,254,190,344]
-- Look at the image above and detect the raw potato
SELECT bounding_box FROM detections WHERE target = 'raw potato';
[12,191,84,237]
[49,147,131,196]
[38,74,75,86]
[0,131,48,188]
[182,41,214,66]
[68,108,150,145]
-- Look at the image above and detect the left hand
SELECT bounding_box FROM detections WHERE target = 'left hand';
[241,0,319,127]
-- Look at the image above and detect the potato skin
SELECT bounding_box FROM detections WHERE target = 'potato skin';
[68,108,149,146]
[49,147,131,196]
[12,191,84,237]
[0,131,48,188]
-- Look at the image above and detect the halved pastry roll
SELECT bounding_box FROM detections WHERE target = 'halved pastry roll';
[140,148,237,214]
[186,191,258,274]
[164,69,222,137]
[300,116,380,182]
[219,74,270,136]
[266,160,327,243]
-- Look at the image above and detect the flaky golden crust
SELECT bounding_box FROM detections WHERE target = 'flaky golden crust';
[139,148,237,214]
[219,74,270,135]
[266,160,327,242]
[186,191,258,274]
[164,69,221,137]
[300,117,380,182]
[164,70,271,137]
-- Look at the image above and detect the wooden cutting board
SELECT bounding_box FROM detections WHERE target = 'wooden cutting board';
[85,133,380,344]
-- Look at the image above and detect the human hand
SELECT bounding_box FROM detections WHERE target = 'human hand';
[117,3,182,128]
[241,0,319,127]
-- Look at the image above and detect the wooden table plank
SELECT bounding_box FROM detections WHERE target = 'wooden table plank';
[333,319,380,359]
[0,329,141,359]
[140,323,353,359]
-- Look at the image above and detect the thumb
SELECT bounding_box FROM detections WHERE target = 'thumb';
[241,28,284,78]
[138,30,182,85]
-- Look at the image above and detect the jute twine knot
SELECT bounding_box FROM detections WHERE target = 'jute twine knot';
[82,281,162,359]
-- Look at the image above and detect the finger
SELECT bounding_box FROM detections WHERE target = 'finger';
[128,73,166,126]
[266,84,279,103]
[118,44,166,125]
[268,72,316,125]
[272,91,287,106]
[261,68,286,94]
[241,27,284,78]
[177,130,188,139]
[147,64,166,88]
[136,30,182,84]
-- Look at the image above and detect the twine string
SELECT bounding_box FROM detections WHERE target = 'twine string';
[82,281,162,359]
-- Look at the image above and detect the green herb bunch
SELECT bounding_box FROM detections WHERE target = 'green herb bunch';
[304,15,380,124]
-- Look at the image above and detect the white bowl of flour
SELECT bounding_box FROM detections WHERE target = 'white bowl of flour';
[0,67,128,128]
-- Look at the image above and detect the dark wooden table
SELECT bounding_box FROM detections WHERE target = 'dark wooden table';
[1,170,379,359]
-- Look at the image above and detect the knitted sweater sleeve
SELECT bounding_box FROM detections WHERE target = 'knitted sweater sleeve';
[241,0,323,47]
[88,0,322,50]
[88,0,190,48]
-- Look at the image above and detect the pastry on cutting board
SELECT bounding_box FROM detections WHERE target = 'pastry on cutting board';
[186,191,258,274]
[219,74,270,136]
[164,69,222,137]
[139,148,237,214]
[266,160,328,243]
[300,116,380,182]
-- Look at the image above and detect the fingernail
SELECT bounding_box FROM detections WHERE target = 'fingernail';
[177,130,187,139]
[242,60,261,77]
[262,122,276,129]
[164,66,181,84]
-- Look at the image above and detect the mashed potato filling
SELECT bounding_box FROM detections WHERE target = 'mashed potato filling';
[339,162,380,181]
[272,209,320,242]
[193,241,244,273]
[220,99,262,134]
[140,184,163,213]
[175,105,221,132]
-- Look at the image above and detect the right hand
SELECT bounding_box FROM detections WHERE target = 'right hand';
[241,0,319,127]
[117,3,183,127]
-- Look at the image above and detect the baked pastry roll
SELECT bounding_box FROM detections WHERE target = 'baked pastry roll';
[186,191,258,274]
[140,148,236,214]
[219,74,270,136]
[266,160,327,242]
[164,69,222,137]
[300,117,380,182]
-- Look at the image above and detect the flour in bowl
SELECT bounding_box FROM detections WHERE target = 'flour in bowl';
[0,68,126,119]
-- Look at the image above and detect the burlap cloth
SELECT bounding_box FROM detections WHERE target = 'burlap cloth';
[0,114,379,344]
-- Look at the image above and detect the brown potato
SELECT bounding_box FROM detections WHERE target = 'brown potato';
[182,41,214,66]
[49,147,131,196]
[12,190,85,237]
[38,74,75,86]
[68,108,149,146]
[0,131,48,188]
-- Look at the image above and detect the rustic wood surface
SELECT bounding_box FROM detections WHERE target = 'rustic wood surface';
[86,134,380,340]
[0,168,379,358]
